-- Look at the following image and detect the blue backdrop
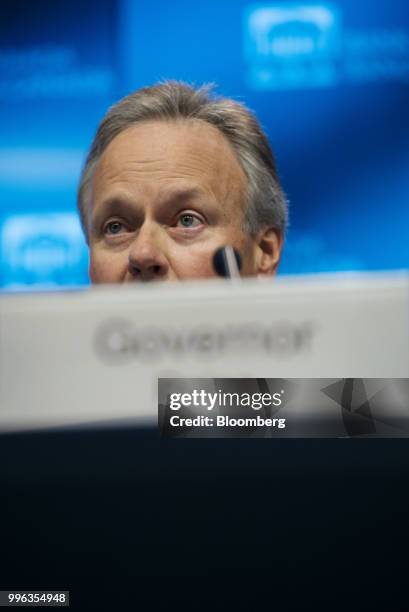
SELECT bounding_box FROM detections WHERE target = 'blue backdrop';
[1,0,408,289]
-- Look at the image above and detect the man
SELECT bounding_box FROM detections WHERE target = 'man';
[77,81,288,283]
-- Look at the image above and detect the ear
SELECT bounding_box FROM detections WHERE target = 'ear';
[256,227,283,276]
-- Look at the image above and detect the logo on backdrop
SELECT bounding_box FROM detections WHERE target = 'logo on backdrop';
[244,3,409,89]
[0,213,88,288]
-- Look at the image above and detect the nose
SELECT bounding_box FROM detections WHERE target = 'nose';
[127,224,169,281]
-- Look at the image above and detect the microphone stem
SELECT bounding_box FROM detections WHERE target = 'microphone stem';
[224,246,241,280]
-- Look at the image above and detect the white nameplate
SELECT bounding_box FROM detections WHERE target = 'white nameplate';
[0,272,408,431]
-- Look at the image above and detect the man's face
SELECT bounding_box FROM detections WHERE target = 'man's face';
[87,119,274,283]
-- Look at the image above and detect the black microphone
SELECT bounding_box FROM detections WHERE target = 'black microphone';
[213,246,242,279]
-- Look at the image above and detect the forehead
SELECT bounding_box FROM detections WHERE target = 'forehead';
[92,118,248,203]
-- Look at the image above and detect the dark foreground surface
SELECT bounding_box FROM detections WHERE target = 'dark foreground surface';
[1,427,408,609]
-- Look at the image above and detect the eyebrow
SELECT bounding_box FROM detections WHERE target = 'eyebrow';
[90,187,211,231]
[90,198,138,234]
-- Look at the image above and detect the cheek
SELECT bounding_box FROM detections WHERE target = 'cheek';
[89,248,126,283]
[169,243,216,279]
[169,229,254,279]
[179,252,215,278]
[238,238,258,274]
[223,228,258,275]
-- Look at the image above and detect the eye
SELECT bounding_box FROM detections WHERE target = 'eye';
[104,220,127,235]
[176,213,203,229]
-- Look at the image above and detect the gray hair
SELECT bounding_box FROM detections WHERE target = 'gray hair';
[77,80,288,242]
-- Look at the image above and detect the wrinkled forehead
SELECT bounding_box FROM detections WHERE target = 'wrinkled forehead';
[91,118,248,204]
